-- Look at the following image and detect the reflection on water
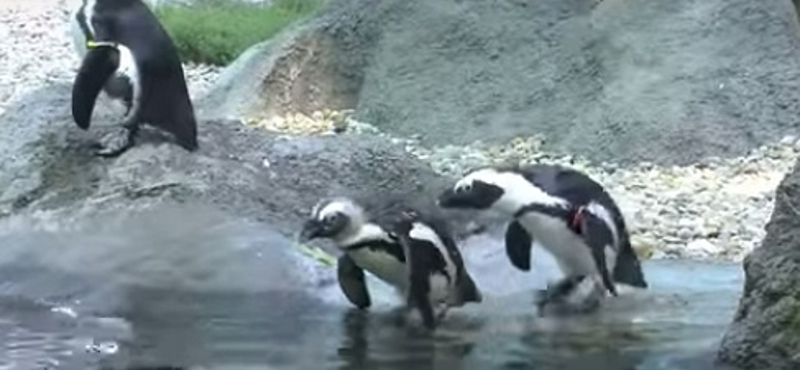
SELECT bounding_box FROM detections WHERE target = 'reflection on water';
[0,204,744,370]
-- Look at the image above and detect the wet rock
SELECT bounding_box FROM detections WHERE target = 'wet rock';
[717,159,800,370]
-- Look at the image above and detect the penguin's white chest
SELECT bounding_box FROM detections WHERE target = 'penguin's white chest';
[115,47,139,81]
[426,274,452,305]
[518,213,599,277]
[347,248,408,291]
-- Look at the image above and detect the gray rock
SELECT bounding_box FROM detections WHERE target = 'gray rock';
[0,83,493,251]
[717,159,800,369]
[203,0,800,166]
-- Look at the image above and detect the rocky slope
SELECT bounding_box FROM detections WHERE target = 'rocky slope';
[205,0,800,167]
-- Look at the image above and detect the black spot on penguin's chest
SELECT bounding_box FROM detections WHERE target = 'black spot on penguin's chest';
[347,240,406,263]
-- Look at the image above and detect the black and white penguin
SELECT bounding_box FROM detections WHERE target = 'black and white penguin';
[299,197,482,329]
[436,163,647,314]
[69,0,198,157]
[389,210,483,329]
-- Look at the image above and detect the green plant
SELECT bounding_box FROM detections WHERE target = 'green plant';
[154,0,324,66]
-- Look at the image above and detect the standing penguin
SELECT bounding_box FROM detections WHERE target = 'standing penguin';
[299,197,482,329]
[390,210,483,330]
[69,0,198,157]
[436,163,647,314]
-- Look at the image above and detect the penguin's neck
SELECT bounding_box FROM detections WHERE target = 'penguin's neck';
[336,223,409,291]
[333,223,390,248]
[491,177,568,216]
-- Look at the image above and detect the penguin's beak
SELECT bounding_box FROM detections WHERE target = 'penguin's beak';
[299,219,323,242]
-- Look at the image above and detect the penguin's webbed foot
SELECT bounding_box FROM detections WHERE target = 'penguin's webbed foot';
[534,275,585,306]
[534,275,603,316]
[435,305,451,322]
[390,305,412,328]
[94,126,136,157]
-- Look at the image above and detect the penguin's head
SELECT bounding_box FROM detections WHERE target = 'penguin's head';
[437,168,510,210]
[389,210,419,238]
[300,197,367,243]
[438,167,554,215]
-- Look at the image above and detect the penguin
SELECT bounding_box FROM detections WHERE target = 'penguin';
[390,210,483,330]
[69,0,198,157]
[299,197,482,329]
[436,163,647,314]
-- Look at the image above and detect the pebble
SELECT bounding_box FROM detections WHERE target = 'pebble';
[403,132,794,263]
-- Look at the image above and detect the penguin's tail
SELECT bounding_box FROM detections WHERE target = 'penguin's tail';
[170,98,198,151]
[612,234,648,289]
[458,272,483,303]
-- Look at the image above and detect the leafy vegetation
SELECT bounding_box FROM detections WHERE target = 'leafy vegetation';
[154,0,324,66]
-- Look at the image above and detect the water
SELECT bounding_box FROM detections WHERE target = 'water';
[0,203,744,370]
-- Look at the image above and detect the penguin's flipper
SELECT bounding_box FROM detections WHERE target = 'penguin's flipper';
[337,254,371,309]
[72,45,120,130]
[504,220,533,271]
[579,213,618,297]
[426,217,482,304]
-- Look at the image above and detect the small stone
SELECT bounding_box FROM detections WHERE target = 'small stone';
[685,239,722,259]
[332,115,349,133]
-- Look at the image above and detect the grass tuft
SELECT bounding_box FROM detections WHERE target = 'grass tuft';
[154,0,324,66]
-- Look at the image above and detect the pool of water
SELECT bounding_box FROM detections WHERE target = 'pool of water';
[0,203,744,370]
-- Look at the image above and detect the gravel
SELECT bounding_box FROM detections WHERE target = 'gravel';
[342,116,792,263]
[403,133,794,263]
[2,0,792,263]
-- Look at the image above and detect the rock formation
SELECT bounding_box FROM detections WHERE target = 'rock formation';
[717,159,800,370]
[0,83,490,252]
[203,0,800,166]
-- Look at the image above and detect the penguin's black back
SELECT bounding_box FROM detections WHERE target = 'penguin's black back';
[395,210,483,303]
[90,0,198,150]
[380,207,466,269]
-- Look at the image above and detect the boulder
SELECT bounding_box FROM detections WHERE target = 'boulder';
[0,82,491,260]
[203,0,800,166]
[717,158,800,369]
